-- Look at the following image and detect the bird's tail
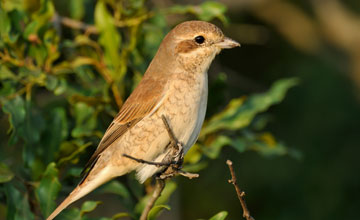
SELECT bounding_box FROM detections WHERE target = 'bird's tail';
[47,166,115,220]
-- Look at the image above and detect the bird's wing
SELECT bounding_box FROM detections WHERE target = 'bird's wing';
[81,75,167,177]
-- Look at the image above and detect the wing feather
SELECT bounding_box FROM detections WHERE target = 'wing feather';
[82,75,167,175]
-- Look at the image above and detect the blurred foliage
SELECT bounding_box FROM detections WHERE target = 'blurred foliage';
[0,0,296,219]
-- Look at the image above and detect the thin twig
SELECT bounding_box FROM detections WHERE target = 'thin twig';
[160,169,199,179]
[53,13,153,35]
[52,14,98,34]
[139,179,165,220]
[226,160,255,220]
[122,154,178,167]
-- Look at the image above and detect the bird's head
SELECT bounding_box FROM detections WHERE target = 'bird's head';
[146,21,239,76]
[165,21,239,73]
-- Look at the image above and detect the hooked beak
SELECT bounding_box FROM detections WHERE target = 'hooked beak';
[216,37,240,49]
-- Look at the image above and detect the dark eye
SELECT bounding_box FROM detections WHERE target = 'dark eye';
[194,35,205,44]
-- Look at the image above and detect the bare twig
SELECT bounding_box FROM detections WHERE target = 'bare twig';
[226,160,255,220]
[160,169,199,179]
[52,12,153,35]
[60,16,98,34]
[139,178,165,220]
[52,14,98,34]
[122,154,178,167]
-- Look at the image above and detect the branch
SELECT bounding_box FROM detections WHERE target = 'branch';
[122,154,178,167]
[226,160,255,220]
[139,178,165,220]
[52,12,153,35]
[52,13,98,34]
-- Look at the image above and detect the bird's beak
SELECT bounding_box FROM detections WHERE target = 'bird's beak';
[216,37,240,49]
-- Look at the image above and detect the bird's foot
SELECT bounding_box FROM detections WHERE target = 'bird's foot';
[157,115,198,180]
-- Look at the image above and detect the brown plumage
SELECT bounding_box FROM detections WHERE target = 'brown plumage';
[47,20,239,220]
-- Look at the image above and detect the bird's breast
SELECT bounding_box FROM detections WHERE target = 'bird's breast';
[157,71,208,152]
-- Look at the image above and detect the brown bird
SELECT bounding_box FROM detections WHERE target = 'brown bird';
[47,20,239,220]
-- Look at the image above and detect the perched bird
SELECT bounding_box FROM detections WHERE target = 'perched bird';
[47,20,239,220]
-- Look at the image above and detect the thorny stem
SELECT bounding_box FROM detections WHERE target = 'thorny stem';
[226,160,255,220]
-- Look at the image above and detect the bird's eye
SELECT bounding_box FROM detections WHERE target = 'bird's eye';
[194,35,205,44]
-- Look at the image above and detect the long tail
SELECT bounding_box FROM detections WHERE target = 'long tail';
[47,166,115,220]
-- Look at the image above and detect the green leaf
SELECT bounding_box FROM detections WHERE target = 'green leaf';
[209,211,228,220]
[35,162,61,218]
[31,0,55,27]
[198,2,228,24]
[167,2,228,24]
[42,107,68,163]
[70,0,85,20]
[167,5,191,14]
[111,212,131,219]
[0,65,17,80]
[23,0,54,38]
[182,161,208,173]
[141,14,167,61]
[0,81,16,96]
[183,143,202,164]
[5,184,35,220]
[202,131,301,159]
[0,162,14,183]
[45,75,59,90]
[80,201,101,215]
[2,96,26,144]
[2,0,24,11]
[147,205,170,220]
[71,102,97,138]
[23,20,38,39]
[98,180,131,199]
[231,132,302,159]
[54,78,68,95]
[57,208,82,220]
[0,7,11,38]
[44,29,60,65]
[18,100,45,145]
[201,78,299,137]
[57,141,92,166]
[201,135,231,159]
[95,1,121,80]
[56,201,101,220]
[135,181,177,215]
[28,44,48,66]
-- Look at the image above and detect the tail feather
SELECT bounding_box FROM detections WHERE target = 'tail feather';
[47,166,115,220]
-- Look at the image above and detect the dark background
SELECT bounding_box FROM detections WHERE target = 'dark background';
[177,0,360,219]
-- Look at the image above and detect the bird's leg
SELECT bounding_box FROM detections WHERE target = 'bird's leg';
[123,115,198,180]
[160,115,184,167]
[158,115,198,180]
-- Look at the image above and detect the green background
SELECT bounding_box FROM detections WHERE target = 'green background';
[1,0,359,220]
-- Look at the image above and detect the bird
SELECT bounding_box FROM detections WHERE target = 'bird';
[47,20,239,220]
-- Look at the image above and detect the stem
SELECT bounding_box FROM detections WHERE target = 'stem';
[226,160,255,220]
[139,179,165,220]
